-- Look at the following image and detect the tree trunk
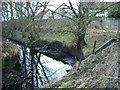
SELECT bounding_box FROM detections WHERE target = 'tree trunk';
[30,49,35,89]
[75,33,85,61]
[75,22,87,61]
[118,20,120,89]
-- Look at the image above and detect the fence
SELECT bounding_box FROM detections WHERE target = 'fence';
[90,18,119,30]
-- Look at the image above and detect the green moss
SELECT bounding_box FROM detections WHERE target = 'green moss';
[2,44,18,69]
[2,54,18,69]
[68,71,81,80]
[61,80,75,88]
[77,82,89,88]
[52,71,80,88]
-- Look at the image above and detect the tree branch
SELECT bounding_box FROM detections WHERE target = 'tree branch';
[68,0,79,19]
[90,2,118,18]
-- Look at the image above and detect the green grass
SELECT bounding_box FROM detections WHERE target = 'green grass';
[99,78,110,87]
[77,82,89,88]
[60,80,75,88]
[1,40,18,70]
[52,70,81,87]
[16,31,23,38]
[2,54,18,69]
[39,33,75,46]
[83,39,106,56]
[15,28,116,57]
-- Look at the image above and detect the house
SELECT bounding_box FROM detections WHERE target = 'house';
[35,2,115,19]
[35,3,73,19]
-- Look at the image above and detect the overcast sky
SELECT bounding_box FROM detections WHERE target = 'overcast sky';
[4,0,120,11]
[49,0,120,5]
[11,0,120,3]
[47,0,120,10]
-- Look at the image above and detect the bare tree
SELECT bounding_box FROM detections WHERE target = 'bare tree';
[2,2,9,21]
[46,1,118,60]
[2,1,50,89]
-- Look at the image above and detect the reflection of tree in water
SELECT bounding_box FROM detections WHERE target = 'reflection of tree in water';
[16,44,72,89]
[19,48,50,89]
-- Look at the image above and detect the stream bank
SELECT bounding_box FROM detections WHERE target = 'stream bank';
[2,38,79,89]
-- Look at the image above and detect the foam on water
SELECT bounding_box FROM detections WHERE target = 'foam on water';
[17,45,72,87]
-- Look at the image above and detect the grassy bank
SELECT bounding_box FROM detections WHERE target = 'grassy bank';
[1,39,19,70]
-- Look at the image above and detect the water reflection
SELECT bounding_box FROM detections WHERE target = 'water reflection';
[17,44,72,87]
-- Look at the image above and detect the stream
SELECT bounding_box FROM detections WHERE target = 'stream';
[17,44,73,88]
[3,37,118,89]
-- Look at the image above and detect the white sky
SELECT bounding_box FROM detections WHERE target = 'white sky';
[5,0,120,11]
[49,0,120,5]
[47,0,120,10]
[9,0,120,3]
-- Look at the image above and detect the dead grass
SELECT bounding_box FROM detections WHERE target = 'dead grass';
[52,43,118,88]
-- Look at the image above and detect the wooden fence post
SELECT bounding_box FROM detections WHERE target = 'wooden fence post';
[92,40,97,54]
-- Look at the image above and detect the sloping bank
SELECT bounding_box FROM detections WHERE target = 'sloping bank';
[51,42,119,88]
